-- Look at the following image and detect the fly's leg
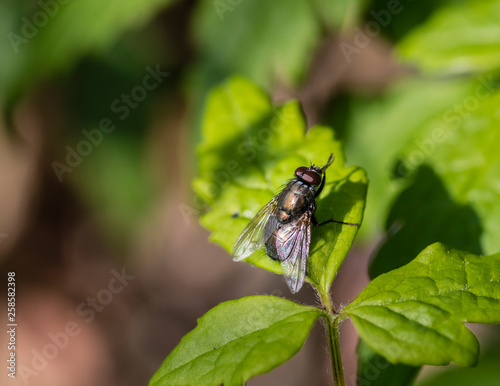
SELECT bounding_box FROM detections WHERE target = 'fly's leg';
[312,214,359,227]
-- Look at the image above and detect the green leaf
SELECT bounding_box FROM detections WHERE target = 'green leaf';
[346,77,500,267]
[418,341,500,386]
[0,1,25,100]
[6,0,176,103]
[149,296,323,386]
[398,0,500,74]
[195,77,367,294]
[193,0,320,87]
[342,243,500,367]
[187,0,363,154]
[399,89,500,255]
[376,83,500,272]
[370,165,483,278]
[345,77,475,239]
[356,339,420,386]
[365,0,454,42]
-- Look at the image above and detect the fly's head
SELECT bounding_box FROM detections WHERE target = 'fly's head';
[294,154,335,189]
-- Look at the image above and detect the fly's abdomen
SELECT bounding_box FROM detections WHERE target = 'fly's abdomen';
[265,226,291,261]
[265,229,279,260]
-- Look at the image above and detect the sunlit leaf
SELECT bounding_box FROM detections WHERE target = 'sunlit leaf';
[194,77,367,293]
[149,296,323,386]
[370,165,483,278]
[345,77,500,279]
[398,0,500,74]
[345,77,475,239]
[343,243,500,367]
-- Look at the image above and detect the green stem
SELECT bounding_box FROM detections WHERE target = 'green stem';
[315,286,345,386]
[327,316,345,386]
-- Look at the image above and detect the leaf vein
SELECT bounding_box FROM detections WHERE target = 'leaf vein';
[156,310,319,383]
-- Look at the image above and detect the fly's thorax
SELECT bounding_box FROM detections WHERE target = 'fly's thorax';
[289,180,314,196]
[278,180,315,219]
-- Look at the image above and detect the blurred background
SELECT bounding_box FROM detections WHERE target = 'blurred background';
[1,0,500,385]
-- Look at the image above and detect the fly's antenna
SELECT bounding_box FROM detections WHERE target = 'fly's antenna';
[322,153,335,173]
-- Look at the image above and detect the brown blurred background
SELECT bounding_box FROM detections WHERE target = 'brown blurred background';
[1,0,500,385]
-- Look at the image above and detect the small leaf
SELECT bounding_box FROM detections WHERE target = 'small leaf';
[398,0,500,74]
[195,77,367,293]
[149,296,323,386]
[342,243,500,367]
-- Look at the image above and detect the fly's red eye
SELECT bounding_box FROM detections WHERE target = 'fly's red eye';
[295,167,321,186]
[303,170,321,185]
[294,167,307,178]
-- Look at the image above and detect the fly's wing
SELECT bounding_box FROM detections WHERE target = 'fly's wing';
[232,196,279,261]
[276,212,311,293]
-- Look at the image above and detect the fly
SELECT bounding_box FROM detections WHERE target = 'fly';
[232,154,358,293]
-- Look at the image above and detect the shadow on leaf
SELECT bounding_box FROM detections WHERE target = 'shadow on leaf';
[370,164,483,279]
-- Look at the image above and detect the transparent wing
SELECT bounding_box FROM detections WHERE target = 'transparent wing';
[276,212,311,293]
[232,196,279,261]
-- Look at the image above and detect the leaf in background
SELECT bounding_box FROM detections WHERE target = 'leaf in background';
[398,0,500,75]
[75,135,153,248]
[393,86,500,256]
[0,1,25,101]
[345,77,474,239]
[5,0,177,106]
[417,338,500,386]
[365,0,455,42]
[370,165,483,278]
[356,339,420,386]
[149,296,323,386]
[342,243,500,367]
[51,51,166,249]
[188,0,362,153]
[346,76,500,258]
[194,77,367,294]
[193,0,321,88]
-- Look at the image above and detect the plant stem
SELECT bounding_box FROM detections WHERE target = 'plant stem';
[315,286,345,386]
[327,316,345,386]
